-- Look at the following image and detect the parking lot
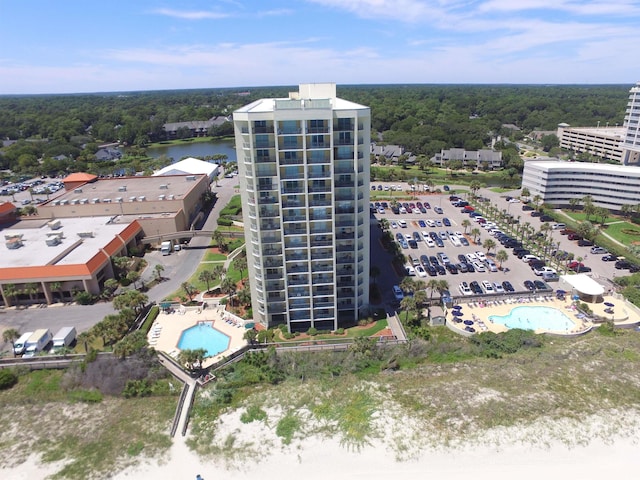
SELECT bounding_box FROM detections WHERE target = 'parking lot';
[370,182,620,304]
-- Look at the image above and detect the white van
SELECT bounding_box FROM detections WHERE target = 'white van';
[13,331,33,355]
[398,220,407,228]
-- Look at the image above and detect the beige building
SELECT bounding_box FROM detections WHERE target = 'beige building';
[38,173,210,238]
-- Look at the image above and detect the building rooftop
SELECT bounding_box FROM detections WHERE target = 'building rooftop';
[525,160,640,175]
[1,217,137,270]
[154,157,218,178]
[560,125,626,139]
[44,174,206,205]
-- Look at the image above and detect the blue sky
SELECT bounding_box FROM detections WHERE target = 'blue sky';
[1,0,638,94]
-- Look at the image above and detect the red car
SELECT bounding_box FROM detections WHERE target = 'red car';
[568,261,584,269]
[568,233,582,240]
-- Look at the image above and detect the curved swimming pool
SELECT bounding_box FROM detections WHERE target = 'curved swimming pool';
[488,306,576,332]
[178,323,230,357]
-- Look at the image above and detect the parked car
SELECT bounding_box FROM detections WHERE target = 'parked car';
[443,217,451,227]
[578,238,594,247]
[502,281,515,292]
[602,254,616,261]
[415,265,427,277]
[481,280,494,294]
[540,215,554,222]
[533,266,556,276]
[568,233,582,240]
[590,246,607,254]
[552,223,566,230]
[459,282,473,296]
[524,280,535,291]
[493,282,505,293]
[522,204,534,211]
[530,211,542,217]
[469,281,483,294]
[392,285,404,301]
[534,280,551,291]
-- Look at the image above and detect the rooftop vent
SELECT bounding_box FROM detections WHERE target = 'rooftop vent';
[45,237,61,247]
[91,198,100,204]
[51,200,60,206]
[77,231,94,238]
[167,194,175,200]
[59,199,68,205]
[47,220,61,230]
[5,238,23,249]
[129,196,137,202]
[103,198,111,203]
[185,175,196,181]
[79,198,88,204]
[70,199,79,205]
[115,197,123,203]
[74,188,83,193]
[159,184,169,190]
[118,185,127,192]
[158,194,166,201]
[138,196,146,201]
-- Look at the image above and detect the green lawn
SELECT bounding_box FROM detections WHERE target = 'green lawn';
[564,210,617,225]
[203,251,227,262]
[601,221,640,246]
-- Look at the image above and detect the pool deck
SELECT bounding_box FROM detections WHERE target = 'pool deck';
[148,307,248,368]
[447,295,640,336]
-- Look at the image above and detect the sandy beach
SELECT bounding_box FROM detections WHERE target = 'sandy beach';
[3,411,639,480]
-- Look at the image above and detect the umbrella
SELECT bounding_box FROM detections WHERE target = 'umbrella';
[452,310,463,317]
[465,326,476,333]
[604,302,614,308]
[556,289,566,295]
[463,319,474,325]
[572,295,580,301]
[452,305,463,310]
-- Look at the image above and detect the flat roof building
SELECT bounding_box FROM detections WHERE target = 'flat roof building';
[556,123,626,163]
[522,160,640,211]
[37,174,210,237]
[0,216,142,306]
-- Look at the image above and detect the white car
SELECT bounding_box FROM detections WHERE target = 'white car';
[473,261,486,272]
[415,265,427,277]
[413,208,421,214]
[459,282,473,296]
[449,235,462,247]
[465,253,478,263]
[426,219,436,227]
[522,254,539,263]
[392,285,404,301]
[533,266,556,276]
[481,280,494,294]
[405,265,416,276]
[425,237,435,248]
[391,221,398,229]
[475,251,487,262]
[399,207,407,214]
[493,282,505,293]
[485,260,498,272]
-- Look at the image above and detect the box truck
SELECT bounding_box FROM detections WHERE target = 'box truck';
[13,331,34,355]
[51,326,77,353]
[23,328,53,358]
[160,240,172,255]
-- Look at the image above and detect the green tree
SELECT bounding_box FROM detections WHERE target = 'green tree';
[495,249,509,270]
[2,283,18,307]
[113,331,148,358]
[113,290,148,314]
[181,282,198,302]
[483,238,496,254]
[232,254,248,283]
[126,271,141,290]
[199,269,216,293]
[2,328,20,357]
[461,219,471,234]
[154,264,165,281]
[178,348,207,370]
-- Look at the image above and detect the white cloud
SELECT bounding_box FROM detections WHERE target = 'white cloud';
[151,8,229,20]
[478,0,640,16]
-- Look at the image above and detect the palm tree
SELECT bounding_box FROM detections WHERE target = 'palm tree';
[212,230,226,252]
[426,279,440,301]
[199,270,216,293]
[495,249,509,270]
[520,187,531,201]
[461,219,471,234]
[569,197,580,212]
[220,277,237,298]
[483,238,496,254]
[126,271,141,289]
[236,287,251,307]
[212,264,226,285]
[470,227,481,244]
[378,218,390,232]
[2,283,18,307]
[400,277,417,297]
[154,264,165,281]
[181,282,198,302]
[232,255,248,283]
[400,296,417,323]
[2,328,20,357]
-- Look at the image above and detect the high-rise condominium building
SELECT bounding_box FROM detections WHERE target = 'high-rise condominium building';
[622,81,640,165]
[233,83,371,332]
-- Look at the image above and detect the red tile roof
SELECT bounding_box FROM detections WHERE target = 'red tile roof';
[63,172,98,183]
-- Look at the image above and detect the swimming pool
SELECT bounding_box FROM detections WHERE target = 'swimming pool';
[488,306,576,332]
[178,323,230,357]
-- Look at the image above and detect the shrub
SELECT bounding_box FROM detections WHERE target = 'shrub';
[307,327,318,336]
[68,389,103,403]
[0,370,18,390]
[123,379,152,398]
[74,291,95,305]
[240,405,267,424]
[278,323,289,333]
[334,328,345,335]
[217,217,233,226]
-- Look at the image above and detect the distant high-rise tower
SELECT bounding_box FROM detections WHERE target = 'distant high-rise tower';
[233,83,371,332]
[622,81,640,165]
